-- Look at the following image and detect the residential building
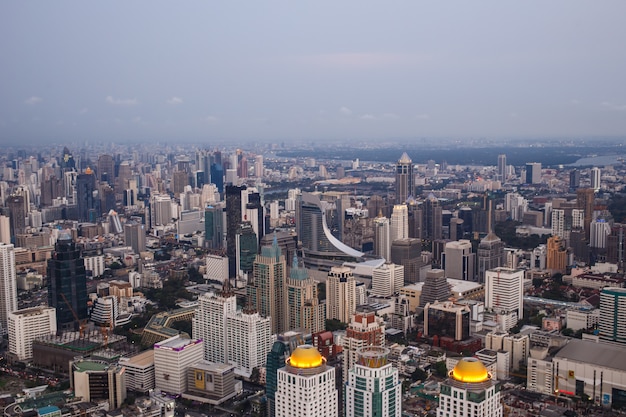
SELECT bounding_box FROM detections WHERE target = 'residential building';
[326,266,356,323]
[0,242,17,334]
[7,306,56,361]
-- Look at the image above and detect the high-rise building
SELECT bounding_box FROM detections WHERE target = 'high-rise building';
[477,232,505,282]
[96,154,115,184]
[0,243,17,334]
[390,238,422,284]
[497,154,507,182]
[345,346,402,417]
[193,286,237,365]
[154,335,204,396]
[371,263,404,297]
[7,306,56,361]
[326,266,356,323]
[442,240,476,281]
[437,358,502,417]
[591,167,601,191]
[551,209,566,239]
[395,152,414,204]
[577,188,595,241]
[124,222,146,255]
[249,237,286,334]
[598,287,626,343]
[424,194,442,241]
[390,204,409,243]
[6,195,26,237]
[420,269,450,307]
[254,155,264,178]
[275,345,338,417]
[226,185,246,277]
[590,218,611,249]
[285,256,326,334]
[525,162,542,184]
[71,358,126,410]
[569,169,580,190]
[236,221,258,277]
[373,214,391,261]
[204,204,224,250]
[485,268,524,331]
[342,306,385,383]
[226,307,272,378]
[424,301,470,341]
[149,193,172,228]
[76,168,97,222]
[47,234,88,331]
[546,236,567,272]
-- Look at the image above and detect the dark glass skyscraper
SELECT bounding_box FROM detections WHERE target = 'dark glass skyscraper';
[47,233,88,331]
[395,152,413,204]
[226,185,246,277]
[76,168,97,222]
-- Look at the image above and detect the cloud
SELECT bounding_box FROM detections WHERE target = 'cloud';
[359,114,376,120]
[382,113,400,120]
[414,113,431,120]
[569,99,581,105]
[24,96,42,105]
[339,106,352,115]
[167,97,183,105]
[602,101,626,111]
[206,115,219,123]
[79,108,88,115]
[105,96,138,106]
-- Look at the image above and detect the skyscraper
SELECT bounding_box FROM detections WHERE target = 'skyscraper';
[236,221,258,277]
[373,213,391,261]
[124,222,146,255]
[275,345,338,417]
[226,185,246,277]
[345,347,402,417]
[96,154,115,184]
[249,237,286,334]
[424,194,443,241]
[420,269,450,307]
[285,256,326,334]
[577,188,595,241]
[591,167,601,191]
[47,233,88,331]
[342,306,385,383]
[525,162,542,184]
[485,267,524,331]
[390,204,409,243]
[193,285,237,365]
[204,204,224,250]
[6,195,26,237]
[371,263,404,297]
[442,240,476,281]
[477,232,505,282]
[395,152,413,204]
[599,287,626,343]
[497,154,507,182]
[0,243,17,334]
[390,238,422,284]
[326,266,356,323]
[226,306,272,378]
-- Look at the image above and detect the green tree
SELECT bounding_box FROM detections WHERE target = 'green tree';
[561,328,574,337]
[433,361,448,378]
[325,319,347,332]
[411,367,428,382]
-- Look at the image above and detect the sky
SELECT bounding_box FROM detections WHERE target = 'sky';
[1,1,626,144]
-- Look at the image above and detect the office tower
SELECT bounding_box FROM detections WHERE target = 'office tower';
[424,301,471,341]
[577,188,595,241]
[124,222,146,255]
[254,155,264,178]
[390,204,409,242]
[373,214,391,261]
[607,223,626,270]
[8,306,56,361]
[420,269,450,307]
[0,215,9,244]
[236,221,258,276]
[546,236,567,272]
[442,240,476,281]
[249,237,286,334]
[275,345,338,417]
[569,169,580,190]
[226,185,246,277]
[6,195,26,237]
[196,149,211,185]
[226,307,272,377]
[171,170,188,197]
[245,190,265,244]
[449,218,464,241]
[367,195,387,219]
[71,358,126,409]
[342,306,385,383]
[407,200,423,239]
[424,194,442,241]
[154,335,204,396]
[47,233,88,331]
[97,154,115,184]
[590,218,611,249]
[149,193,172,228]
[497,154,506,182]
[345,347,401,417]
[266,330,311,417]
[437,358,502,417]
[41,176,63,206]
[525,162,542,184]
[326,266,356,323]
[390,238,422,284]
[395,152,413,204]
[485,268,524,331]
[193,285,237,365]
[210,162,224,194]
[477,232,504,282]
[285,256,326,334]
[0,243,17,335]
[116,160,132,191]
[591,167,601,191]
[599,287,626,343]
[371,263,404,297]
[204,204,224,250]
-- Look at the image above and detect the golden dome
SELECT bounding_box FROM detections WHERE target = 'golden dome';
[450,358,490,383]
[288,345,324,369]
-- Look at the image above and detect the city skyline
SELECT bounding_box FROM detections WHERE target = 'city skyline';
[1,1,626,144]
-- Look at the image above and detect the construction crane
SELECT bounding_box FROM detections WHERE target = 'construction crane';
[60,292,88,338]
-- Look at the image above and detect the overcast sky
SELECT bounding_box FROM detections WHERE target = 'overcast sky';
[1,1,625,144]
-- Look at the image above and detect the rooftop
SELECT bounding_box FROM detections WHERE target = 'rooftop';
[554,339,626,372]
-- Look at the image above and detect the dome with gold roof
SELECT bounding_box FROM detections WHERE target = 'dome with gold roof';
[450,357,491,383]
[288,345,324,369]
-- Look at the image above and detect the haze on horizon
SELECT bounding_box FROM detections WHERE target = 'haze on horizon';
[1,1,625,144]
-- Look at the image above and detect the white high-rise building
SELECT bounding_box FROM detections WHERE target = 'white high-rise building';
[390,204,408,243]
[371,263,404,297]
[345,347,402,417]
[193,289,237,364]
[226,308,272,378]
[327,266,356,323]
[254,155,264,178]
[590,219,611,249]
[505,193,527,222]
[485,268,524,331]
[204,255,229,283]
[0,243,17,335]
[591,167,601,191]
[7,306,56,361]
[275,345,338,417]
[437,358,502,417]
[551,209,566,238]
[150,194,173,228]
[0,215,10,244]
[373,215,391,261]
[153,335,204,396]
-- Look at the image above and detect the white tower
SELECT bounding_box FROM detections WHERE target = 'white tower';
[373,215,391,261]
[192,287,237,364]
[275,345,338,417]
[0,243,17,335]
[591,167,601,191]
[485,267,524,331]
[8,306,57,361]
[371,263,404,297]
[390,204,408,243]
